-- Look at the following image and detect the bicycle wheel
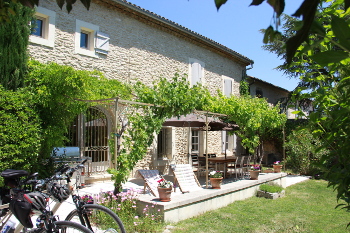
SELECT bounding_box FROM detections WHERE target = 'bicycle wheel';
[65,204,126,233]
[29,220,93,233]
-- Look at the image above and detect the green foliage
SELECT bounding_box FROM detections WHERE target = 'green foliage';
[208,94,286,154]
[0,2,34,90]
[287,1,350,214]
[285,128,326,176]
[263,0,350,219]
[259,182,284,193]
[0,60,132,178]
[0,86,42,176]
[239,79,249,96]
[25,60,133,166]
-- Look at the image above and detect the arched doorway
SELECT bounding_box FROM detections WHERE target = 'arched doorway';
[66,106,112,175]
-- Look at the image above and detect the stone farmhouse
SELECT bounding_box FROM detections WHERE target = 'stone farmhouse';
[28,0,264,177]
[246,76,296,118]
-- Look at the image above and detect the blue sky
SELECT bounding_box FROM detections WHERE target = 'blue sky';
[126,0,304,91]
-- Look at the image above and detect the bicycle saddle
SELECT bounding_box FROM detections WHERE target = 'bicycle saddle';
[1,169,29,179]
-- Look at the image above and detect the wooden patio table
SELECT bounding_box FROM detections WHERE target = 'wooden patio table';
[207,156,236,178]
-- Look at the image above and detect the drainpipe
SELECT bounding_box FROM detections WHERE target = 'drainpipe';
[205,112,209,189]
[242,63,254,81]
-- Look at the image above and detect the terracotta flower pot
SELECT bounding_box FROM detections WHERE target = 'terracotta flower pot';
[273,165,283,173]
[210,177,223,189]
[249,170,260,180]
[157,187,172,202]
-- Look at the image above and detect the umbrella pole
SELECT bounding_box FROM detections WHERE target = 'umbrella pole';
[205,113,209,188]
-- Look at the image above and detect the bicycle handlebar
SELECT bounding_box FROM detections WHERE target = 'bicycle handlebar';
[22,159,88,191]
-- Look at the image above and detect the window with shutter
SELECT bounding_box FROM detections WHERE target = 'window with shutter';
[95,32,110,55]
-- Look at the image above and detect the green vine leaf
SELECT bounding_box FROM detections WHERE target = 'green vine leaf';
[311,51,349,66]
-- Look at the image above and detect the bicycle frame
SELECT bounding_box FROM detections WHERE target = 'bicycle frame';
[70,195,93,230]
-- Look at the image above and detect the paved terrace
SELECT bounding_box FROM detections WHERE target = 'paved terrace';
[135,172,287,222]
[80,172,294,223]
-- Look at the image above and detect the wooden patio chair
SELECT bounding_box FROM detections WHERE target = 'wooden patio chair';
[241,155,252,178]
[191,154,206,177]
[170,164,202,193]
[226,155,243,179]
[137,169,162,197]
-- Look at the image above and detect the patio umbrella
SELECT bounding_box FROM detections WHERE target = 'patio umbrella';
[163,113,216,128]
[163,113,237,130]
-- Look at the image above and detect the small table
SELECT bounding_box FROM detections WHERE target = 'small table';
[207,156,236,178]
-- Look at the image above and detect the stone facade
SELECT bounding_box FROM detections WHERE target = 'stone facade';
[29,1,250,96]
[28,0,253,176]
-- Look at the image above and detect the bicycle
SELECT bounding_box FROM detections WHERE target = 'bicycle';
[37,160,126,233]
[0,168,93,233]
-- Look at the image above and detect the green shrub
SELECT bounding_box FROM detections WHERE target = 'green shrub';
[0,86,42,179]
[285,127,327,176]
[259,183,284,193]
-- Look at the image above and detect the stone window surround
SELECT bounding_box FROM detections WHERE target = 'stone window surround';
[75,19,99,58]
[29,6,56,48]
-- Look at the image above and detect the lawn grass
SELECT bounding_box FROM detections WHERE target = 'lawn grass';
[168,179,349,233]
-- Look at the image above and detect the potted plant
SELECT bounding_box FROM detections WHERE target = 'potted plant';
[209,171,223,189]
[249,165,261,180]
[157,178,173,202]
[273,161,283,173]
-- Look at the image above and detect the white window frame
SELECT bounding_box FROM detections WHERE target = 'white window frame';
[222,75,233,97]
[189,58,205,87]
[75,19,99,58]
[191,130,200,153]
[29,7,56,48]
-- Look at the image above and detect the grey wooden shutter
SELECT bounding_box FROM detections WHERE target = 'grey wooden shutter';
[95,32,110,54]
[224,78,232,97]
[191,62,201,86]
[165,127,173,158]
